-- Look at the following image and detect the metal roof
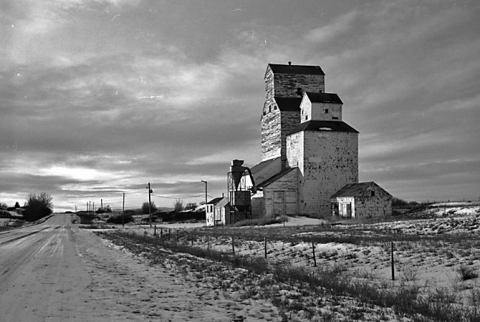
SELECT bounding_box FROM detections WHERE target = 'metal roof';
[330,182,392,198]
[251,157,281,176]
[305,92,343,104]
[207,197,224,205]
[289,120,359,135]
[256,167,297,188]
[274,97,302,111]
[331,182,375,198]
[268,63,325,75]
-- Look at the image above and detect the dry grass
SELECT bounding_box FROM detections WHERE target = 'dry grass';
[102,229,480,322]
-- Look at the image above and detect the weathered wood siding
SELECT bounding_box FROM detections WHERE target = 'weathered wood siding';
[300,95,342,122]
[261,101,281,161]
[263,169,298,217]
[354,186,393,218]
[288,131,358,218]
[264,66,325,100]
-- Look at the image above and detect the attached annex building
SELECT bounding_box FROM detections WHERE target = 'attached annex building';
[250,63,391,219]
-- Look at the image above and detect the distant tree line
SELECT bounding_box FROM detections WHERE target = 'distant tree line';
[392,197,419,208]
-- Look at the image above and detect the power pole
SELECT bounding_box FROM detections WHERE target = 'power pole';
[122,193,125,227]
[201,180,209,225]
[146,183,153,227]
[201,180,208,205]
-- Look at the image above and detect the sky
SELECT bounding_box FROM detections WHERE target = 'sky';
[1,0,479,212]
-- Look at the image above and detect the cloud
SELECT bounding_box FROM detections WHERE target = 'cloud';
[1,0,479,209]
[304,11,358,45]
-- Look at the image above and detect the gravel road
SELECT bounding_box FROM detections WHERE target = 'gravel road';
[0,214,280,322]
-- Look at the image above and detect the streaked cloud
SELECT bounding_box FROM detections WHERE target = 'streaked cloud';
[1,0,479,210]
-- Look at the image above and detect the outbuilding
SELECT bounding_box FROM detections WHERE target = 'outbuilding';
[330,182,392,219]
[205,197,230,227]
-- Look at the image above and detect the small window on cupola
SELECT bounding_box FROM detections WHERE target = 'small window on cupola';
[324,109,329,114]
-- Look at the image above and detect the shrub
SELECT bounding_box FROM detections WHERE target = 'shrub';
[141,201,157,214]
[24,192,53,222]
[457,264,478,281]
[106,213,134,224]
[173,199,184,212]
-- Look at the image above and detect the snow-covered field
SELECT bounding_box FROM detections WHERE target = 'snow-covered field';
[94,204,480,321]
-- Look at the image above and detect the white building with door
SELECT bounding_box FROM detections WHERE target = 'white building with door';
[205,197,230,226]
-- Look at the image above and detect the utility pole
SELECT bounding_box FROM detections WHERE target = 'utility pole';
[201,180,208,205]
[146,182,153,227]
[122,193,125,228]
[201,180,208,224]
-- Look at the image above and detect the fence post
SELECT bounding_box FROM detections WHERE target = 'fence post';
[312,241,317,267]
[264,237,267,259]
[154,224,156,236]
[391,242,395,280]
[232,236,235,255]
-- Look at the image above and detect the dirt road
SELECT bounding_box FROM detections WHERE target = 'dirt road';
[0,214,280,322]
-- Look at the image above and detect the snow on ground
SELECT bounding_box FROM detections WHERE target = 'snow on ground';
[80,204,480,321]
[99,231,413,322]
[75,228,283,321]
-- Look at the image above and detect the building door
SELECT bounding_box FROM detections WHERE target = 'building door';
[273,191,285,215]
[346,203,352,218]
[285,191,297,215]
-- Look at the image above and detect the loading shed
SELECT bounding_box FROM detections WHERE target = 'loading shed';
[330,182,392,219]
[205,197,230,227]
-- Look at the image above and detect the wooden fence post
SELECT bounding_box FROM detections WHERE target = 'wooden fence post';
[312,241,317,267]
[264,237,267,259]
[232,236,235,255]
[391,242,395,281]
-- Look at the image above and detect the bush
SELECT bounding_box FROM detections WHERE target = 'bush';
[141,202,157,214]
[392,197,410,207]
[173,199,184,212]
[457,264,478,281]
[106,213,134,224]
[0,210,12,218]
[24,193,53,222]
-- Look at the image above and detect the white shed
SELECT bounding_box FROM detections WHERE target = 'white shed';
[205,197,230,227]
